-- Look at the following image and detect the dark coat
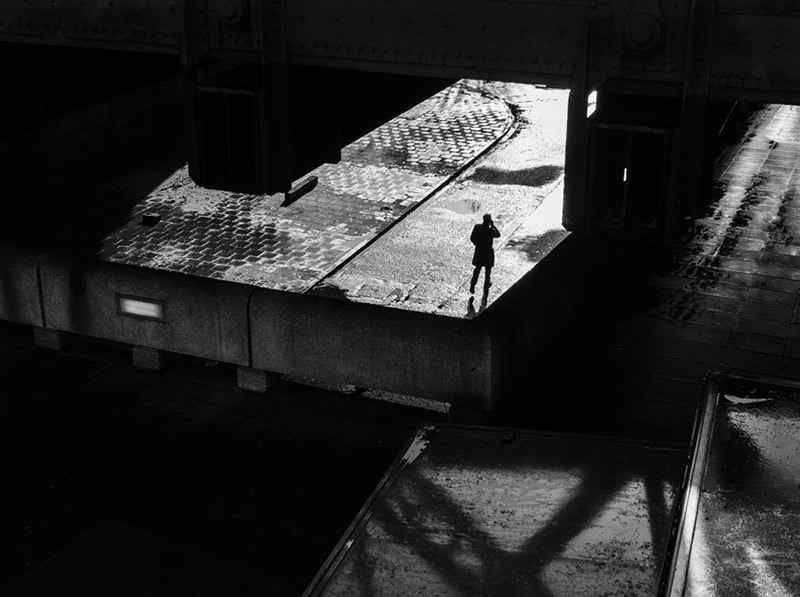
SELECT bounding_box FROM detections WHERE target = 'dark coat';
[470,222,500,267]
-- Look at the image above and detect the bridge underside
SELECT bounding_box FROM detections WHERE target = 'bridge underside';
[3,0,800,101]
[3,1,800,243]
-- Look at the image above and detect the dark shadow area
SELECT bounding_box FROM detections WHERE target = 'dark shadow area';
[0,322,445,595]
[478,231,669,434]
[306,281,351,300]
[3,147,186,255]
[468,164,563,187]
[0,42,178,136]
[0,43,184,256]
[286,69,455,185]
[0,44,453,255]
[338,71,454,147]
[465,295,488,318]
[490,99,763,440]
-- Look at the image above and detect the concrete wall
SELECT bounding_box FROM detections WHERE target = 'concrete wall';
[2,243,606,413]
[482,233,632,407]
[0,245,43,326]
[39,253,253,365]
[250,289,496,410]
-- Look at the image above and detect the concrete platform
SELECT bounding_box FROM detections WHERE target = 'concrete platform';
[95,81,568,314]
[1,81,573,412]
[96,80,524,297]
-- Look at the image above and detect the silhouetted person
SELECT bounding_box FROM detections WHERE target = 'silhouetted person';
[469,214,500,294]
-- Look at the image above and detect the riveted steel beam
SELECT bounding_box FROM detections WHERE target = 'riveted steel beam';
[0,0,181,54]
[709,8,800,101]
[281,0,592,84]
[6,1,800,104]
[592,0,689,92]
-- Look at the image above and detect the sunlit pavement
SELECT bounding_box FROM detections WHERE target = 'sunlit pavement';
[97,80,518,294]
[315,82,569,317]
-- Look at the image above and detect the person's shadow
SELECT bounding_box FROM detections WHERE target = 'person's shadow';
[466,293,488,318]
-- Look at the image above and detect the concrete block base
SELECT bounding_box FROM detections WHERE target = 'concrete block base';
[448,405,487,425]
[33,327,67,351]
[132,346,165,372]
[237,367,279,394]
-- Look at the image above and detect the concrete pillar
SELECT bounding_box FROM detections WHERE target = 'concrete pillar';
[132,346,166,372]
[237,366,280,394]
[674,0,714,243]
[33,327,67,351]
[563,13,591,234]
[563,86,590,233]
[674,94,710,241]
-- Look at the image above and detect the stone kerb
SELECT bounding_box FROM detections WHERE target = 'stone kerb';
[249,288,497,411]
[38,253,254,366]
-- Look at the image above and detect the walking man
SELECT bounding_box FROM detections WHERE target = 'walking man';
[470,213,500,294]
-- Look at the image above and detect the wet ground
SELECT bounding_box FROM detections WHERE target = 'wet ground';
[683,376,800,597]
[309,426,686,597]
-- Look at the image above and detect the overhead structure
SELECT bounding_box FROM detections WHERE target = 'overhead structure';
[3,0,800,241]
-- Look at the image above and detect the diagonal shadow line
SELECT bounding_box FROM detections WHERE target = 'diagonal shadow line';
[361,456,679,596]
[352,527,380,597]
[704,404,800,592]
[379,483,487,593]
[508,466,631,585]
[644,466,672,566]
[370,469,569,596]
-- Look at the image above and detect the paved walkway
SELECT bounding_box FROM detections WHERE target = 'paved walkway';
[98,81,514,293]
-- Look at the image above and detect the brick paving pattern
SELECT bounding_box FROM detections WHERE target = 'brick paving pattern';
[98,81,513,292]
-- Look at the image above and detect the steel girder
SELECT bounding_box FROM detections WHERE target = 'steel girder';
[3,0,800,102]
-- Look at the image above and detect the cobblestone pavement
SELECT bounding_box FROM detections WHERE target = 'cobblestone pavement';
[312,83,569,318]
[98,81,513,292]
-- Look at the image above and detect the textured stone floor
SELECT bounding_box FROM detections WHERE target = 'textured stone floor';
[97,80,514,292]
